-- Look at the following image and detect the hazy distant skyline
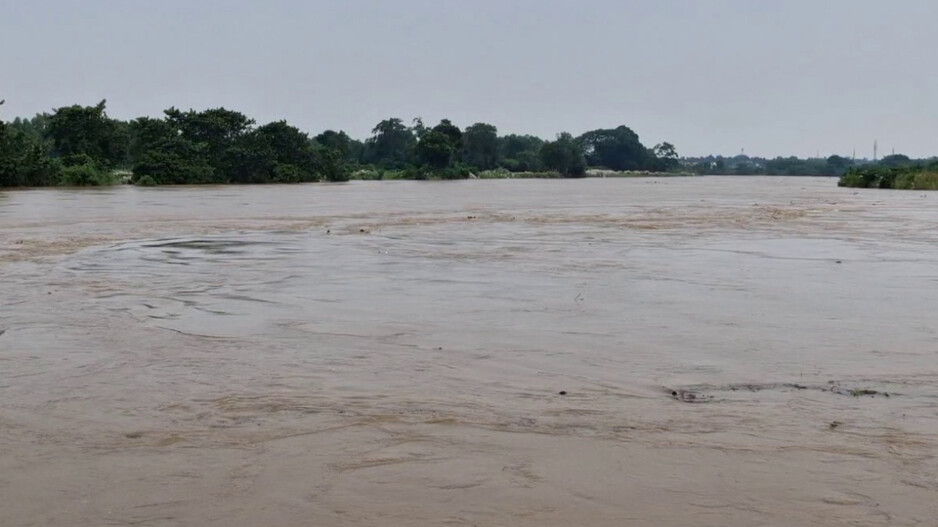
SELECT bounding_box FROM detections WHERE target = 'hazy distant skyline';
[2,0,936,158]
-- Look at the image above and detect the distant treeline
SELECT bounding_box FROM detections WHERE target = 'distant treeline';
[683,153,938,177]
[0,100,680,187]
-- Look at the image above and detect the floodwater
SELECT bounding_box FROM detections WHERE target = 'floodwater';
[1,177,937,526]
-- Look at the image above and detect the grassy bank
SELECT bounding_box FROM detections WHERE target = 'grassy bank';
[838,164,938,190]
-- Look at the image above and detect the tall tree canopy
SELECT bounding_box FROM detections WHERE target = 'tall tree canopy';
[363,118,415,168]
[652,142,679,171]
[578,125,650,171]
[46,100,127,168]
[315,130,353,159]
[415,130,456,169]
[0,117,61,187]
[431,119,462,149]
[540,133,586,177]
[498,134,544,172]
[462,123,499,170]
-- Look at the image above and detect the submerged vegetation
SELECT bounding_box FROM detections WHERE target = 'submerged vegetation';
[0,100,680,187]
[838,162,938,190]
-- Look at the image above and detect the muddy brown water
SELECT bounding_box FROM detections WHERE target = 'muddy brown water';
[1,177,937,526]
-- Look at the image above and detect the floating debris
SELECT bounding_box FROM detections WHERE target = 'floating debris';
[670,389,712,403]
[667,381,896,403]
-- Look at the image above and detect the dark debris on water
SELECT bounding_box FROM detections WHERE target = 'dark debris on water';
[668,381,894,403]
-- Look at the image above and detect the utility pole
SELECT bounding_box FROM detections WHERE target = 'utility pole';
[873,140,878,162]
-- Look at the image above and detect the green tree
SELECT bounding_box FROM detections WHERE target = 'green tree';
[317,148,350,182]
[224,121,339,184]
[165,107,254,169]
[825,155,853,176]
[165,107,254,144]
[128,117,175,164]
[363,118,415,168]
[462,122,498,170]
[540,133,586,177]
[315,130,363,167]
[415,130,456,169]
[315,130,351,158]
[431,119,462,149]
[498,134,544,171]
[132,136,215,185]
[9,113,52,145]
[46,100,128,168]
[254,121,317,175]
[652,142,680,171]
[222,131,277,184]
[411,117,428,140]
[880,154,912,167]
[0,118,63,187]
[578,125,650,171]
[128,114,216,184]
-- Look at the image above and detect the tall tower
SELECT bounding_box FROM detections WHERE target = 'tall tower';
[873,140,878,162]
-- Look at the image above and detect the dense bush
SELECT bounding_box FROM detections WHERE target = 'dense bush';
[60,162,117,186]
[839,163,938,190]
[134,175,158,186]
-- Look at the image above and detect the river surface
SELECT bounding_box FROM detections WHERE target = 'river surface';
[1,177,937,526]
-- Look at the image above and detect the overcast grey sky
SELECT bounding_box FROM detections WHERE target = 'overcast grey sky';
[2,0,936,158]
